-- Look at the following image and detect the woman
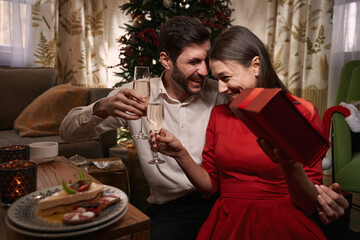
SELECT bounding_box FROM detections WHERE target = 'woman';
[151,26,327,239]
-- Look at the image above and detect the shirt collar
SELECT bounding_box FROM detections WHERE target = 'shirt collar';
[150,72,166,102]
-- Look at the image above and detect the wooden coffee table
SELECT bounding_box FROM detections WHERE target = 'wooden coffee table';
[0,156,150,240]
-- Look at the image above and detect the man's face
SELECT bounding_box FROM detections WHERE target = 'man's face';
[170,41,211,95]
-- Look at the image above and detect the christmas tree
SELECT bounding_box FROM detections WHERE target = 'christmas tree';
[112,0,233,87]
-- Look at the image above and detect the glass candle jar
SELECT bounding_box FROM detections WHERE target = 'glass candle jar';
[0,160,37,207]
[0,145,30,163]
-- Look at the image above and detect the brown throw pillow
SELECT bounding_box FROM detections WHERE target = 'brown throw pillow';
[14,83,89,137]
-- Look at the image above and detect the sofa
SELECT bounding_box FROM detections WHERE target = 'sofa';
[0,67,117,159]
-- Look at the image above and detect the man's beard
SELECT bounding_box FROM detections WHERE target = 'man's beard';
[171,63,205,95]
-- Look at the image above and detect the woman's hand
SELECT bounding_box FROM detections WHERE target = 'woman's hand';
[149,129,213,194]
[256,138,295,166]
[149,129,184,158]
[316,183,349,224]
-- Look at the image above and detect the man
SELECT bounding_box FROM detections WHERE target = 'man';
[60,16,348,239]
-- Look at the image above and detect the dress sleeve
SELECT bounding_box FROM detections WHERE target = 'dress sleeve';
[201,107,220,197]
[292,96,325,185]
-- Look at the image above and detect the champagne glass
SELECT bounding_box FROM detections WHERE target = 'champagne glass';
[147,97,165,164]
[132,66,150,140]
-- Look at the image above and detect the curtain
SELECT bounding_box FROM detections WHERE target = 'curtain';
[0,0,130,87]
[0,0,34,67]
[328,0,360,107]
[30,0,57,68]
[264,0,333,117]
[57,0,109,87]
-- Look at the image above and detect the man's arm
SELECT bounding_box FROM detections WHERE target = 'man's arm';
[60,86,147,142]
[59,103,111,142]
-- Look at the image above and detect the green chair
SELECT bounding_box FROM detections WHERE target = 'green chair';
[330,61,360,193]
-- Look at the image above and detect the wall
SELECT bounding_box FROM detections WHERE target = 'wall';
[231,0,267,42]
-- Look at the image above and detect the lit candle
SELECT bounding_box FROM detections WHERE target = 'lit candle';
[0,161,37,207]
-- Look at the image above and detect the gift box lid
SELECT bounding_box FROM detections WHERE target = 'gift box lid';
[229,88,329,165]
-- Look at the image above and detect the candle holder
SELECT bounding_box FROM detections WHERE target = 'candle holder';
[0,145,30,163]
[0,160,37,207]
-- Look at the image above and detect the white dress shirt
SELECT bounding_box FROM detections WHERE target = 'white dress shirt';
[60,76,227,204]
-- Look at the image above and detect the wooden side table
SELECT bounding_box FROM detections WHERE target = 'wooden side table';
[109,144,151,212]
[108,144,137,194]
[88,157,129,196]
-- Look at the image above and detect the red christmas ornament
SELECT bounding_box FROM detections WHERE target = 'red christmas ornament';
[139,55,150,65]
[200,0,215,7]
[131,11,143,20]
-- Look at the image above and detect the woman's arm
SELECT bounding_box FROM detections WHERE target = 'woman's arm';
[151,129,213,195]
[257,139,319,215]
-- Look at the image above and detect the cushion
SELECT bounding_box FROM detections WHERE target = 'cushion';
[14,83,89,137]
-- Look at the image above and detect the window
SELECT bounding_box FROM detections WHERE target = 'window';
[0,0,32,66]
[344,1,360,52]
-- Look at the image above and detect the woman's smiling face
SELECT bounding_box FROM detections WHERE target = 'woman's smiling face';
[209,58,259,101]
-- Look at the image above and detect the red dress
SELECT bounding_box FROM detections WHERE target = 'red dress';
[198,95,327,240]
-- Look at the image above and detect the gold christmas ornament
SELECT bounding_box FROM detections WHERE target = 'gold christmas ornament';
[163,0,173,9]
[133,14,145,28]
[119,36,127,44]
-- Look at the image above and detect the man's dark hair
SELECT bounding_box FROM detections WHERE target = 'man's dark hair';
[159,16,210,64]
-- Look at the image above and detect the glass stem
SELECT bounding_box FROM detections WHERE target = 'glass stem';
[139,117,143,133]
[154,152,159,161]
[153,132,159,163]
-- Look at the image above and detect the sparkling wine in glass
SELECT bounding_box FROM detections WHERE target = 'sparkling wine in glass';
[147,101,165,164]
[133,80,150,105]
[132,66,150,140]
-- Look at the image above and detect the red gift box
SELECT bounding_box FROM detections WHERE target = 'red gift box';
[229,88,329,165]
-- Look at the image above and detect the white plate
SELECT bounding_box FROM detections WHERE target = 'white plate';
[6,204,128,238]
[7,185,128,233]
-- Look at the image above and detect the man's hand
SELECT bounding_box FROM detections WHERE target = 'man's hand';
[93,88,147,119]
[316,183,349,224]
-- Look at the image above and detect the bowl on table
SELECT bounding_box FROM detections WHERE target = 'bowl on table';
[29,142,58,164]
